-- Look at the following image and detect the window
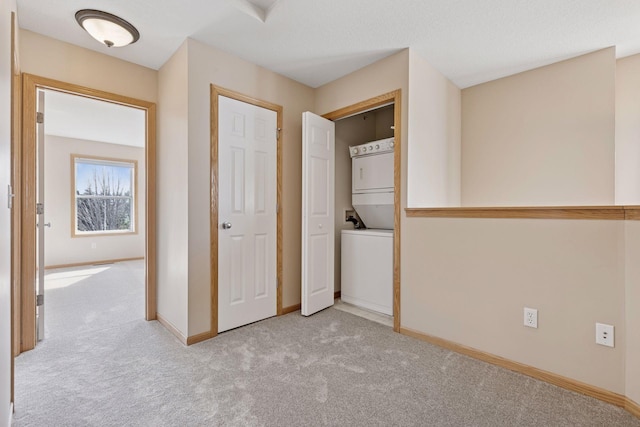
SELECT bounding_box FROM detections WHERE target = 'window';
[72,155,137,235]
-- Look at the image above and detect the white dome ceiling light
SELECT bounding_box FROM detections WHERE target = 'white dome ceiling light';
[75,9,140,48]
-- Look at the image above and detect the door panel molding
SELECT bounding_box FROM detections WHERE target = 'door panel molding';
[321,90,402,332]
[211,85,283,339]
[19,73,157,351]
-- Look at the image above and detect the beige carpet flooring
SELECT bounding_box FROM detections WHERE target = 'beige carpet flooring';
[41,260,145,340]
[13,261,640,426]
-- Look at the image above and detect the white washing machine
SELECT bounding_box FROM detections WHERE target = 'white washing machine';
[341,229,393,316]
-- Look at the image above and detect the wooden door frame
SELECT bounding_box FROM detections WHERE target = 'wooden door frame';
[18,73,157,352]
[322,90,402,332]
[209,85,284,340]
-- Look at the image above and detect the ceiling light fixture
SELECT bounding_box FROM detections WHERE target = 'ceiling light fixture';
[75,9,139,48]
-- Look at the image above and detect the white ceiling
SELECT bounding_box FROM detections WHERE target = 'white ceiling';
[16,0,640,88]
[44,90,145,147]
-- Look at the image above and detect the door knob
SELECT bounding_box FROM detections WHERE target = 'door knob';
[221,222,232,229]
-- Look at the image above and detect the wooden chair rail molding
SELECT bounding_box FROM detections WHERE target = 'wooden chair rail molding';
[405,206,640,220]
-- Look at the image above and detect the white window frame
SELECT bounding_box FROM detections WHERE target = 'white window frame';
[71,154,138,237]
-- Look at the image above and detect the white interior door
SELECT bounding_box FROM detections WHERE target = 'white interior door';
[301,112,335,316]
[218,95,277,333]
[36,90,46,341]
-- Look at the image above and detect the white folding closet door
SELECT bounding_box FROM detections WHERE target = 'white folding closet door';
[301,112,335,316]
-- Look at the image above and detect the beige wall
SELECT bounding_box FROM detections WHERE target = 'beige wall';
[19,30,157,103]
[1,1,17,424]
[375,106,395,140]
[156,42,189,335]
[615,54,640,205]
[315,50,410,120]
[407,51,461,207]
[618,55,640,404]
[400,47,638,401]
[44,136,145,267]
[461,48,616,207]
[626,221,640,403]
[403,217,626,393]
[184,39,315,335]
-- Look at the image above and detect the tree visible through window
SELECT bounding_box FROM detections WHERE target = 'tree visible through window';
[73,156,136,235]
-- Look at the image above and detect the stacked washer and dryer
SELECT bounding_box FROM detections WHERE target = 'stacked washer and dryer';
[341,137,394,316]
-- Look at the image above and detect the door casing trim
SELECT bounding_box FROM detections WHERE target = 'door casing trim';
[18,73,157,351]
[210,85,284,339]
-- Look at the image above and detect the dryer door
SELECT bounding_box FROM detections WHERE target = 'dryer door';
[352,152,394,193]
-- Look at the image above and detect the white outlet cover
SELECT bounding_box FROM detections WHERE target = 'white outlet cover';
[524,307,538,328]
[596,323,614,348]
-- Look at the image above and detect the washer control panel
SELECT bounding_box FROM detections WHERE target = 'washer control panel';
[349,137,395,158]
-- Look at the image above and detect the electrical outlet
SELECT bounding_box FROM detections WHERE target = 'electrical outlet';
[524,307,538,328]
[595,323,614,348]
[91,242,97,249]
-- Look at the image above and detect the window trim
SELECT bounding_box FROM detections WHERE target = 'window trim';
[71,154,138,237]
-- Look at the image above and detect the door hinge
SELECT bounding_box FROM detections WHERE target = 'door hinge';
[276,128,282,139]
[36,294,44,306]
[7,185,14,209]
[276,203,279,213]
[36,202,44,215]
[36,112,44,124]
[276,278,279,289]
